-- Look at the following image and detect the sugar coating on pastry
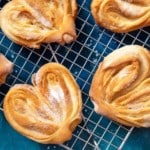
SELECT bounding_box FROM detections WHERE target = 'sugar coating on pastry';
[91,0,150,33]
[89,45,150,127]
[3,63,82,144]
[0,54,13,84]
[0,0,77,48]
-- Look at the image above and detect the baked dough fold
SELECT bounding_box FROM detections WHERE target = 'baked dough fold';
[4,63,82,144]
[0,54,13,84]
[91,0,150,33]
[89,45,150,127]
[0,0,77,48]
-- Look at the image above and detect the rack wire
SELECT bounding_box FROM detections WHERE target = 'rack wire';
[0,0,150,150]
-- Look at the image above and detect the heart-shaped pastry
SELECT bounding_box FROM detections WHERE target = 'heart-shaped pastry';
[4,63,82,144]
[0,54,13,84]
[91,0,150,33]
[0,0,77,48]
[89,45,150,127]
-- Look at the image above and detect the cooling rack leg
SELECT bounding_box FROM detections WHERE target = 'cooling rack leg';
[48,45,59,63]
[118,127,134,150]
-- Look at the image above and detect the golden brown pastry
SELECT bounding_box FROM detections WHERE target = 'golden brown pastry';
[4,63,82,144]
[89,45,150,127]
[0,0,77,48]
[0,54,13,84]
[91,0,150,33]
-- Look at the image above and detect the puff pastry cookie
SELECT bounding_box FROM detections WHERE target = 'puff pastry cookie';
[0,54,13,84]
[0,0,77,48]
[4,63,82,144]
[89,45,150,127]
[91,0,150,33]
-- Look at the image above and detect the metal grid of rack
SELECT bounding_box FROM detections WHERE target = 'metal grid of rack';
[0,0,150,149]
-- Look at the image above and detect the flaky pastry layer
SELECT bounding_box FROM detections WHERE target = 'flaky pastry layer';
[90,45,150,127]
[0,0,77,48]
[4,63,82,144]
[0,54,13,84]
[91,0,150,33]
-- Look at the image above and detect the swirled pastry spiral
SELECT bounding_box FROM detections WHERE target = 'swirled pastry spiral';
[4,63,82,144]
[0,54,13,84]
[91,0,150,33]
[0,0,77,48]
[89,45,150,127]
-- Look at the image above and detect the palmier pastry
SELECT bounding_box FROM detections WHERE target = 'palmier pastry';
[89,45,150,127]
[0,0,77,48]
[4,63,82,144]
[0,54,13,84]
[91,0,150,33]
